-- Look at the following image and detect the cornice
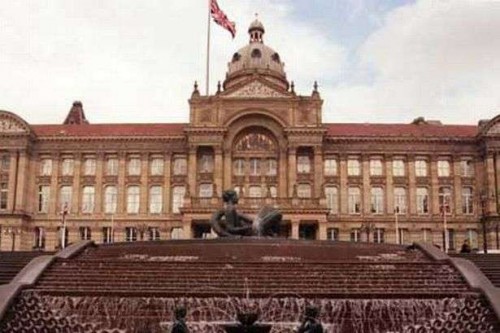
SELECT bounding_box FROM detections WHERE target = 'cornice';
[324,136,478,144]
[34,135,186,143]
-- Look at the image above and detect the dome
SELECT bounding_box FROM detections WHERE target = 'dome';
[224,19,288,91]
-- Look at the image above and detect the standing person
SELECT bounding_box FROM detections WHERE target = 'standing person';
[171,306,189,333]
[460,239,471,253]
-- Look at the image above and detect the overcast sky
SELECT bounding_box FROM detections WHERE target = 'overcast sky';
[1,0,499,125]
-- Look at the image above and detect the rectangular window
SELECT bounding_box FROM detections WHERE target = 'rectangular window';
[173,157,187,175]
[438,187,452,214]
[374,228,385,244]
[297,156,311,174]
[394,187,407,214]
[422,228,433,243]
[326,228,339,241]
[149,227,160,241]
[107,158,118,176]
[416,187,429,214]
[249,158,261,176]
[392,160,405,177]
[150,158,164,176]
[40,159,52,176]
[82,186,95,213]
[33,227,45,249]
[460,160,474,177]
[84,158,96,176]
[462,187,473,214]
[398,228,409,244]
[127,186,140,213]
[347,159,360,176]
[128,158,141,176]
[125,227,137,242]
[172,186,185,213]
[350,229,361,242]
[467,229,478,250]
[104,186,118,214]
[437,160,450,177]
[324,158,337,176]
[371,187,384,214]
[233,159,245,176]
[266,159,277,176]
[38,185,50,213]
[370,159,383,176]
[0,154,10,171]
[325,186,338,214]
[297,184,312,198]
[348,187,361,214]
[268,185,277,198]
[0,183,7,210]
[199,183,213,198]
[415,160,427,177]
[447,229,455,250]
[149,186,163,213]
[59,186,72,212]
[79,227,91,241]
[249,186,262,198]
[102,227,113,244]
[171,227,184,240]
[61,158,74,176]
[198,154,214,173]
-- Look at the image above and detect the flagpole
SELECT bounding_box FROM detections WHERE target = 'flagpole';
[206,0,211,96]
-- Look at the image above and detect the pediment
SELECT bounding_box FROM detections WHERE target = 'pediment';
[480,114,500,137]
[0,111,31,135]
[223,80,289,99]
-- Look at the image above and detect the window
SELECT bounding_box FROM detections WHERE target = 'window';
[171,227,184,240]
[466,229,478,250]
[82,186,95,213]
[394,187,407,214]
[437,160,450,177]
[249,158,261,176]
[33,227,45,249]
[347,159,360,176]
[127,186,140,213]
[173,157,187,175]
[40,159,52,176]
[370,159,383,176]
[61,159,74,176]
[199,183,213,198]
[234,186,243,197]
[348,187,361,214]
[150,158,164,176]
[325,186,338,214]
[266,159,277,176]
[172,186,185,213]
[371,187,384,214]
[149,186,163,213]
[84,158,96,176]
[297,184,312,198]
[0,183,7,210]
[102,227,113,244]
[233,159,245,176]
[392,160,405,177]
[422,228,433,243]
[249,186,262,198]
[107,158,118,176]
[398,228,409,244]
[104,186,118,214]
[125,227,137,242]
[415,160,427,177]
[268,185,277,198]
[149,227,160,241]
[327,228,339,241]
[0,154,9,171]
[324,158,337,176]
[38,185,50,213]
[438,187,452,214]
[198,154,214,173]
[374,228,385,243]
[462,187,473,214]
[447,229,455,250]
[79,227,91,241]
[128,158,141,176]
[297,156,311,174]
[460,160,474,177]
[59,186,72,212]
[350,229,361,242]
[416,187,429,214]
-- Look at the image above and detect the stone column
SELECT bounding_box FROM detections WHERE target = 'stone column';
[385,155,394,215]
[279,147,287,197]
[453,157,462,216]
[71,153,82,215]
[14,151,28,212]
[139,153,149,214]
[288,146,297,197]
[339,154,348,214]
[291,220,300,240]
[408,155,417,215]
[362,155,371,215]
[49,153,60,215]
[182,217,192,240]
[318,221,327,240]
[214,147,223,195]
[116,152,126,215]
[187,146,197,197]
[430,156,439,215]
[223,148,232,191]
[94,152,105,214]
[164,153,172,213]
[313,146,323,197]
[7,151,18,211]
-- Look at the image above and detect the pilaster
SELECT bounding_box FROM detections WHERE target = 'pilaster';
[453,157,462,216]
[214,146,223,195]
[140,153,149,214]
[164,153,172,213]
[408,155,417,215]
[14,151,28,212]
[7,151,18,211]
[94,152,105,214]
[117,152,126,215]
[71,153,82,215]
[49,153,60,214]
[313,146,323,197]
[187,146,197,196]
[362,155,370,215]
[288,146,297,197]
[339,154,348,214]
[385,155,394,214]
[430,155,439,215]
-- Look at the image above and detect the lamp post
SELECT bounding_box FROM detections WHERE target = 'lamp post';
[4,227,21,252]
[394,207,400,245]
[61,202,69,249]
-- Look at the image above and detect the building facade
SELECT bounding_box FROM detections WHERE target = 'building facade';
[1,20,500,252]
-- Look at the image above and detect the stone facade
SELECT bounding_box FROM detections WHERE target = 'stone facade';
[1,21,500,252]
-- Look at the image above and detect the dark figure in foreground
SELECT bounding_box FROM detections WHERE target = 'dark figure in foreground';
[171,306,189,333]
[296,306,324,333]
[460,239,471,253]
[210,190,282,237]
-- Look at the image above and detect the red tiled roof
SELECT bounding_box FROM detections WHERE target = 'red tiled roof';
[32,123,186,137]
[325,123,478,138]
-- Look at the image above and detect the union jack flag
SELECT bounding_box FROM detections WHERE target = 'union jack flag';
[210,0,236,38]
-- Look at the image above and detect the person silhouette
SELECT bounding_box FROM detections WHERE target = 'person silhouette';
[171,306,189,333]
[296,306,324,333]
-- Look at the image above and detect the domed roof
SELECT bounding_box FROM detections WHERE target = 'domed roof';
[224,19,288,91]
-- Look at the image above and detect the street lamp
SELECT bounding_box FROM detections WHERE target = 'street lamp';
[4,227,21,252]
[61,202,69,249]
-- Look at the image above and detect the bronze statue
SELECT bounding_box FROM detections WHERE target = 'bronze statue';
[210,190,282,237]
